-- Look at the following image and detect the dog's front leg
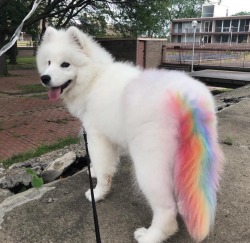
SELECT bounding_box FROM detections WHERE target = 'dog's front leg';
[85,132,119,202]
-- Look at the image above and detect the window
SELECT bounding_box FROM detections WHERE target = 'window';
[215,35,222,43]
[204,21,212,32]
[239,19,246,32]
[223,20,230,32]
[221,35,229,43]
[238,34,247,43]
[232,20,239,32]
[216,20,222,32]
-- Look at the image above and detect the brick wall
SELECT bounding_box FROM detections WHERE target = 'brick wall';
[98,38,167,69]
[97,39,137,64]
[145,41,166,69]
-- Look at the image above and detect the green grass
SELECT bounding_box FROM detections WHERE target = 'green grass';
[211,88,233,96]
[223,136,233,146]
[8,56,36,70]
[1,136,80,168]
[18,84,47,94]
[16,57,36,65]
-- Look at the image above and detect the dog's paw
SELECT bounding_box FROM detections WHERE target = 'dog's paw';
[134,227,166,243]
[134,227,148,243]
[85,188,106,202]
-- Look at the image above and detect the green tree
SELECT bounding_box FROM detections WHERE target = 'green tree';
[232,11,250,16]
[1,0,133,75]
[167,0,206,20]
[108,1,171,37]
[0,0,8,8]
[69,1,109,37]
[2,1,32,65]
[0,0,29,75]
[0,0,113,75]
[106,0,207,37]
[0,0,207,76]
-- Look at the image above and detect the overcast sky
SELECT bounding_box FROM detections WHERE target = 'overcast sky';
[220,0,250,15]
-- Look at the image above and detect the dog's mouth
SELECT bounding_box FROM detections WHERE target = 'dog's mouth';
[48,80,72,101]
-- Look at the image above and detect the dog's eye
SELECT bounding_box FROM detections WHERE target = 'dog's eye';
[61,62,70,68]
[48,60,51,65]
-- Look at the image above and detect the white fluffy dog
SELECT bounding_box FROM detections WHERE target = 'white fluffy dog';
[36,26,223,243]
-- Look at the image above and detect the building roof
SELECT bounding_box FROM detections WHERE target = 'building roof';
[172,15,250,22]
[96,37,167,41]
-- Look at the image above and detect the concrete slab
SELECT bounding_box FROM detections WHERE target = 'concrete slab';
[217,84,250,100]
[212,145,250,243]
[0,162,154,243]
[0,144,249,243]
[218,99,250,146]
[191,70,250,88]
[192,70,250,82]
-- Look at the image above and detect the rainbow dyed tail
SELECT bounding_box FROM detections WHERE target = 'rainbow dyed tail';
[173,95,224,242]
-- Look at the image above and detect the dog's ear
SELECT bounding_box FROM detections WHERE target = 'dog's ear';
[43,26,57,42]
[67,26,92,56]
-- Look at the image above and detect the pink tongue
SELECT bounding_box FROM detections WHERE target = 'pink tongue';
[48,87,61,101]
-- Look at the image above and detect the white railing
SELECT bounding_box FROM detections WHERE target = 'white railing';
[174,28,201,34]
[215,27,239,32]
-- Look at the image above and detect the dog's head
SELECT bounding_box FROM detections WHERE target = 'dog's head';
[36,26,113,101]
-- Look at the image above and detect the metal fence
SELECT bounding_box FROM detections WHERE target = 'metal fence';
[162,45,250,69]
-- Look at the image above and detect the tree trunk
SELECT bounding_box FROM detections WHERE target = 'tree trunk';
[8,42,17,65]
[0,31,8,76]
[0,0,8,8]
[38,18,47,44]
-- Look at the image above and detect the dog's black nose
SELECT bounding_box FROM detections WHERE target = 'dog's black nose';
[41,75,51,85]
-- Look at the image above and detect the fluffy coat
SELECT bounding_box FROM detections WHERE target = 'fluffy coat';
[36,26,224,243]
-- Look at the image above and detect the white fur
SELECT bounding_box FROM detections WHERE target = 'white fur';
[36,26,217,243]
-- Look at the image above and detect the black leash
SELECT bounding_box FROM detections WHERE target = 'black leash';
[83,128,102,243]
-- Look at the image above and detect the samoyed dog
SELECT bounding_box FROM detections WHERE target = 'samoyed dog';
[37,26,223,243]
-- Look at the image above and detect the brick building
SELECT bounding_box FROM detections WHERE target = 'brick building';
[170,3,250,45]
